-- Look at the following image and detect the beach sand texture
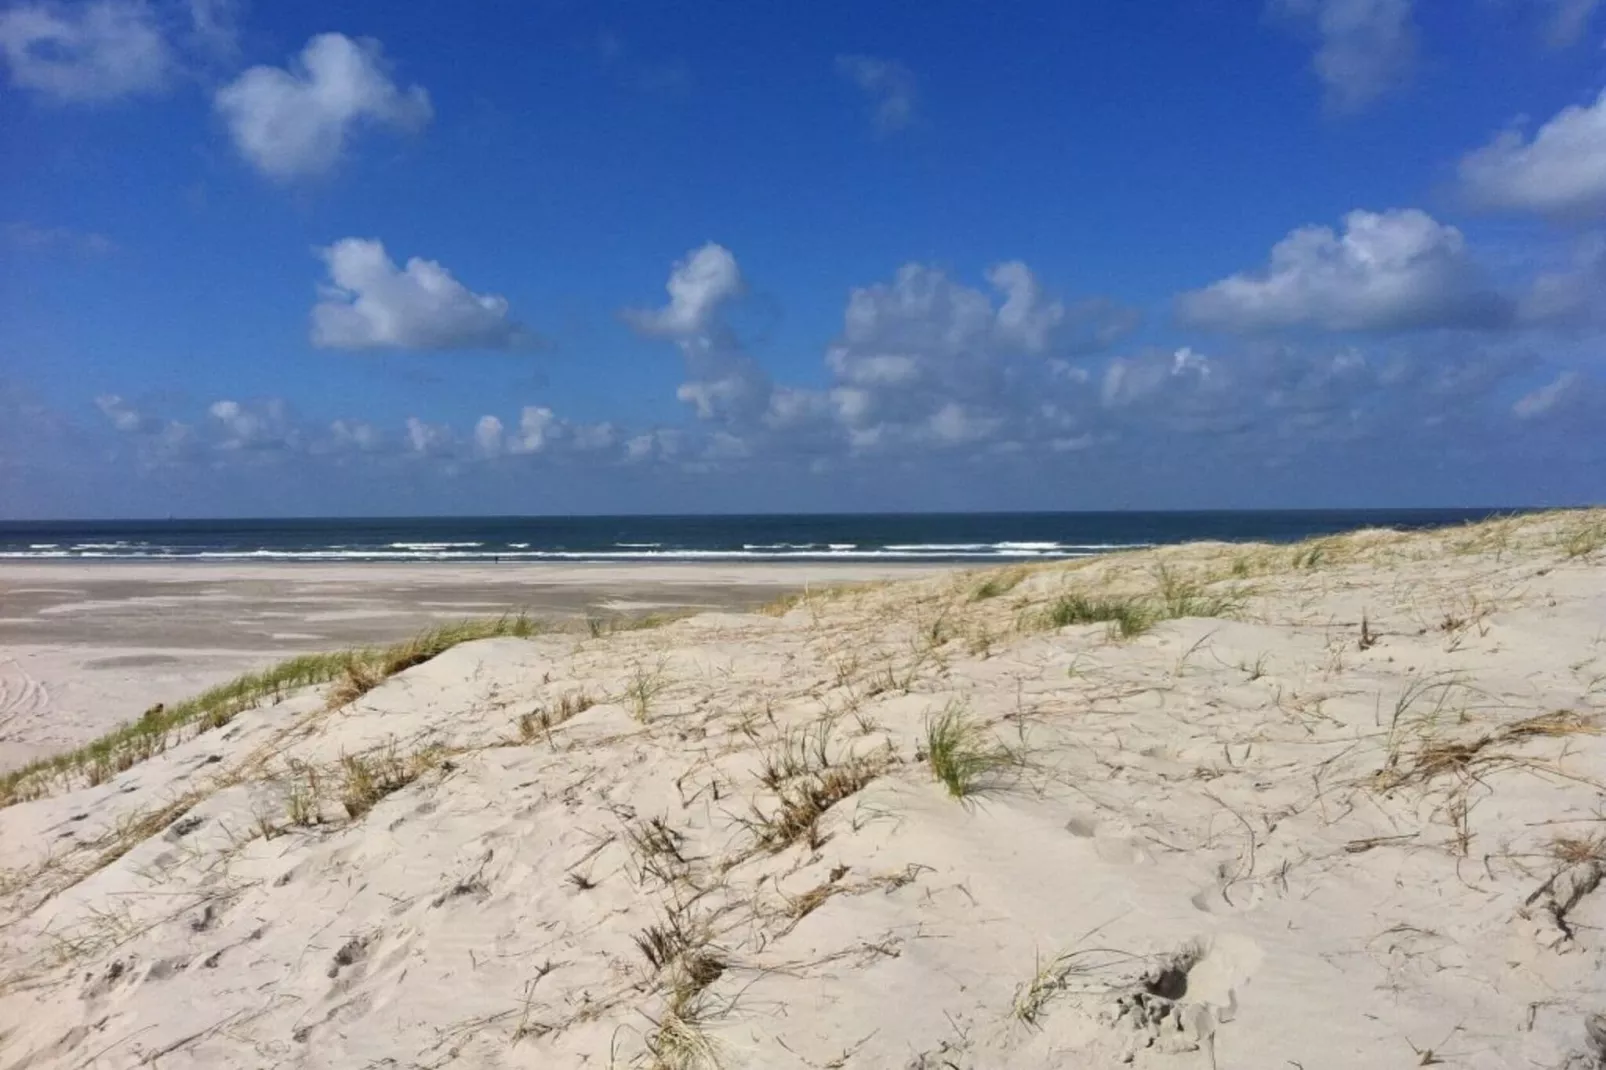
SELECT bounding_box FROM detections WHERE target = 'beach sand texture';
[2,510,1605,1069]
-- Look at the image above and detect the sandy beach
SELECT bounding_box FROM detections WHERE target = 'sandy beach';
[1,511,1605,1069]
[0,562,941,774]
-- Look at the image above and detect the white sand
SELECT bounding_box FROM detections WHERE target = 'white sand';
[2,512,1605,1069]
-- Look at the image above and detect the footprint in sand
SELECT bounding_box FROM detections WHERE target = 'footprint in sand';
[1065,815,1151,865]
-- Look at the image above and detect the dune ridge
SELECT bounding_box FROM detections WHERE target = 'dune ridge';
[2,509,1605,1069]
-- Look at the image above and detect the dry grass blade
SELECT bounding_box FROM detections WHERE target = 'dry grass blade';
[339,741,442,819]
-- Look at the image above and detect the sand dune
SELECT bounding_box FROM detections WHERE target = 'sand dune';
[2,511,1605,1069]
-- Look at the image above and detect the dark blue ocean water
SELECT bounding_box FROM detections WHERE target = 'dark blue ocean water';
[0,510,1523,563]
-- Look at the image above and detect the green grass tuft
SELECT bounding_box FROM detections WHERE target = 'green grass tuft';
[923,702,1020,799]
[1046,593,1158,638]
[971,567,1027,602]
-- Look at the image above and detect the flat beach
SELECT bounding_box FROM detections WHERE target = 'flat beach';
[2,511,1605,1068]
[0,561,941,773]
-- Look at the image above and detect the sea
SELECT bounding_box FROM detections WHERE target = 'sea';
[0,509,1525,563]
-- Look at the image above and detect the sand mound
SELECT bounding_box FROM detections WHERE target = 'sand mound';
[3,510,1606,1069]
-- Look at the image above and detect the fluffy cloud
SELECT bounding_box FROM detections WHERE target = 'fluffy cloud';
[472,407,621,460]
[311,239,534,351]
[1271,0,1415,111]
[328,418,382,453]
[215,33,432,180]
[625,243,772,423]
[404,416,453,456]
[755,259,1133,455]
[1178,209,1511,332]
[208,398,299,451]
[0,0,237,103]
[95,393,166,433]
[835,54,917,133]
[624,243,742,338]
[1459,89,1606,218]
[0,0,170,102]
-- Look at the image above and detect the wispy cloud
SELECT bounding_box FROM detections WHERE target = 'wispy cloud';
[1270,0,1416,112]
[836,54,917,133]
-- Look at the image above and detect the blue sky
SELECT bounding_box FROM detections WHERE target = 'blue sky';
[2,0,1604,517]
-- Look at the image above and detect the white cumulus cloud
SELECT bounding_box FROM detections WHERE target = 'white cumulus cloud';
[215,33,431,180]
[626,243,771,424]
[1459,88,1606,218]
[1178,209,1510,332]
[0,0,170,102]
[623,243,742,338]
[311,238,533,351]
[1271,0,1415,112]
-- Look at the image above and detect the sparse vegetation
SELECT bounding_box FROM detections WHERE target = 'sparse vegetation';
[1045,593,1159,638]
[338,741,443,820]
[0,613,538,808]
[634,903,728,1070]
[515,691,595,743]
[1374,693,1598,792]
[1154,564,1240,620]
[1558,512,1606,559]
[971,567,1026,602]
[745,722,889,852]
[625,660,670,722]
[922,703,1021,800]
[1041,566,1239,641]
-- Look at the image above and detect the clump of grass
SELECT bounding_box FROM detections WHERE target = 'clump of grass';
[625,660,670,722]
[1011,947,1145,1026]
[746,722,889,852]
[1291,539,1334,569]
[1559,512,1606,559]
[1374,704,1598,792]
[1551,834,1606,866]
[285,764,322,826]
[0,613,538,808]
[338,741,442,820]
[329,613,541,709]
[515,691,595,743]
[635,904,728,1070]
[1154,565,1239,620]
[971,567,1026,602]
[1045,593,1158,639]
[922,702,1021,800]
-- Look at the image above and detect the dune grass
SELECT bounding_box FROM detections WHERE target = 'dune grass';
[1041,565,1240,640]
[970,567,1027,602]
[1045,593,1159,638]
[0,613,538,808]
[923,703,1021,799]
